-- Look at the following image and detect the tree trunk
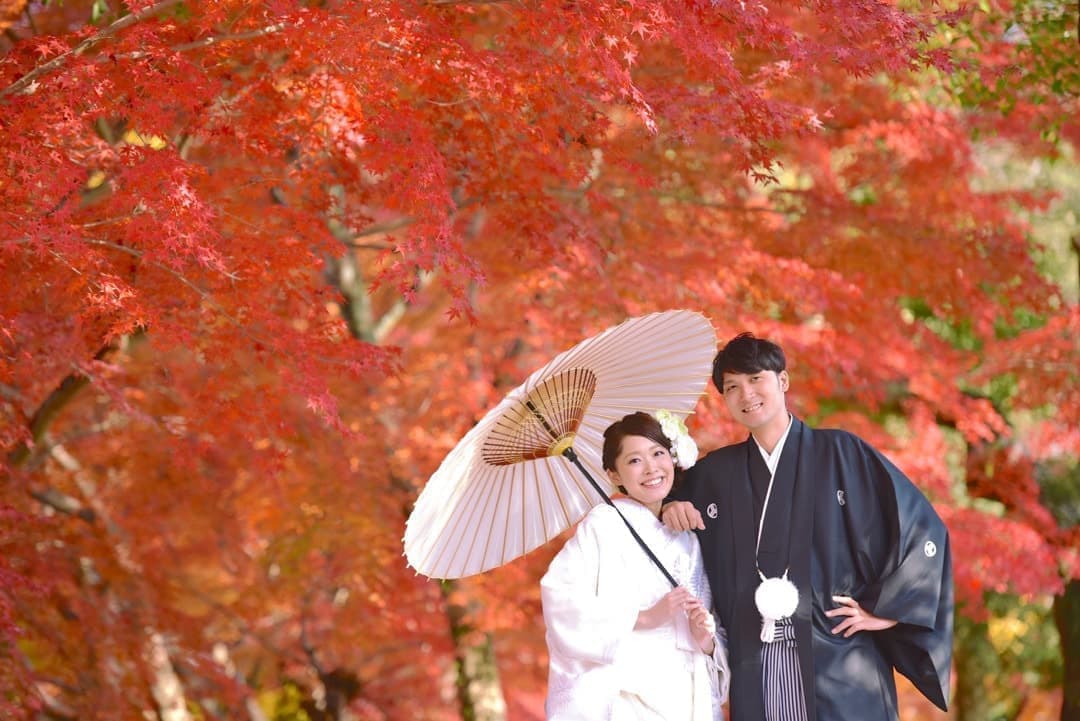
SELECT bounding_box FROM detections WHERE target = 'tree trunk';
[441,580,507,721]
[51,445,195,721]
[148,632,194,721]
[1054,579,1080,721]
[953,614,1005,721]
[330,212,502,721]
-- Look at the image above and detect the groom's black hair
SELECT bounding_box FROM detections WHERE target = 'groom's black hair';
[712,332,786,389]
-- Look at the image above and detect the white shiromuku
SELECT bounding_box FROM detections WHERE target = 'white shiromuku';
[541,498,729,721]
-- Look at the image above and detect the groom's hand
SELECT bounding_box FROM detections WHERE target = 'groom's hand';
[826,596,898,637]
[661,501,705,531]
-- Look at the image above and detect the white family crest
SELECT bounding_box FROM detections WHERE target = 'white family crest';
[924,540,937,558]
[836,490,846,506]
[706,502,719,519]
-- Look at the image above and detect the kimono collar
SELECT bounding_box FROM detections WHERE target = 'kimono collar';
[753,413,794,476]
[613,498,680,540]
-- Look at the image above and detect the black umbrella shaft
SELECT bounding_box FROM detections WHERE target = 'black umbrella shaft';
[526,400,561,440]
[562,447,678,589]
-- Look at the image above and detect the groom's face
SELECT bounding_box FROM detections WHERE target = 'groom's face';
[720,369,789,433]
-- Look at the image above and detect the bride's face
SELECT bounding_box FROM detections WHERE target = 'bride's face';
[606,434,674,510]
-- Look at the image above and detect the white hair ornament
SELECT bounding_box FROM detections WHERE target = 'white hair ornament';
[652,410,698,470]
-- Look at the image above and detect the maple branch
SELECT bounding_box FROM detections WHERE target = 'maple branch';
[30,441,196,720]
[350,216,423,240]
[164,565,309,666]
[85,238,241,281]
[22,3,38,37]
[345,196,480,244]
[330,199,483,342]
[0,382,25,402]
[425,97,471,107]
[5,237,286,372]
[347,241,392,251]
[0,0,185,98]
[1072,234,1079,295]
[31,676,78,721]
[298,600,326,676]
[102,23,287,61]
[373,269,435,343]
[10,604,83,718]
[167,24,286,53]
[47,443,136,549]
[650,191,790,215]
[425,0,520,5]
[41,237,351,378]
[75,237,294,349]
[6,339,128,468]
[30,486,96,522]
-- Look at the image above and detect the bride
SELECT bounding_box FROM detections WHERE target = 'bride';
[541,411,729,721]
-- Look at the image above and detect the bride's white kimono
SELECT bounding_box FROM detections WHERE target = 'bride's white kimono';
[541,498,729,721]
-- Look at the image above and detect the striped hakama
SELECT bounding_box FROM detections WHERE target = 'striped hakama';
[761,619,807,721]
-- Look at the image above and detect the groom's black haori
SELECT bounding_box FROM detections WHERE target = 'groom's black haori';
[672,416,953,721]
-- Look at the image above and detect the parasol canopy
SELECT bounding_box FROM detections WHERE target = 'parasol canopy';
[403,310,717,580]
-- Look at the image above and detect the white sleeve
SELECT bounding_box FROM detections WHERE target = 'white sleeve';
[711,623,731,705]
[688,534,731,704]
[540,506,639,665]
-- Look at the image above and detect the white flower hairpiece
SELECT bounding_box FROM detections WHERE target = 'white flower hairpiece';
[653,409,698,470]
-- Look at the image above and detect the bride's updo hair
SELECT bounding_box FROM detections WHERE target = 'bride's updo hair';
[601,412,673,472]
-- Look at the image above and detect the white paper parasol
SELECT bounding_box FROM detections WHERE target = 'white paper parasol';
[403,309,716,580]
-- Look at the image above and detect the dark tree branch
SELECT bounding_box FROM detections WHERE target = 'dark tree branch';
[30,486,96,522]
[6,340,125,468]
[1,0,184,98]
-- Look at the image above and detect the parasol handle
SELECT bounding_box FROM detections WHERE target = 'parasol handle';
[562,447,679,589]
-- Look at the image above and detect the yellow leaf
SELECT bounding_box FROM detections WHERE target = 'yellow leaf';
[122,129,168,149]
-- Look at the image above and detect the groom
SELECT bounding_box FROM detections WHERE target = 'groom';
[662,332,953,721]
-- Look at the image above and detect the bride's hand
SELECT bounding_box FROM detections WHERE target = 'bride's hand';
[685,598,717,654]
[635,586,695,630]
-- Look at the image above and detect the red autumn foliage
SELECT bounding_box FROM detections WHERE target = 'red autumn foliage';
[1,0,1076,718]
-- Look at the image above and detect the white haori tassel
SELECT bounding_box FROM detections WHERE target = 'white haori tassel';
[754,569,799,643]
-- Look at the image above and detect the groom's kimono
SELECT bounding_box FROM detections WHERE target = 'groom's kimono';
[671,417,953,721]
